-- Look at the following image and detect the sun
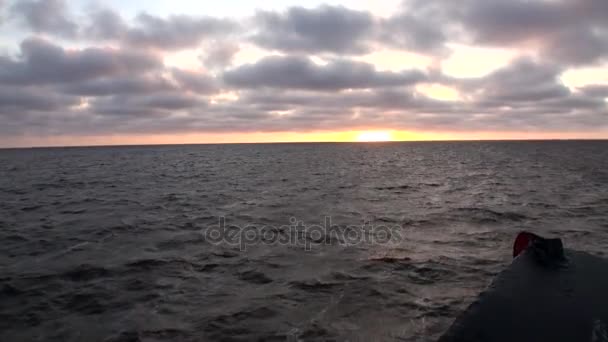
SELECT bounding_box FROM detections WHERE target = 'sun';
[356,131,393,142]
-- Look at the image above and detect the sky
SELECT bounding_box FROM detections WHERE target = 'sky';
[0,0,607,147]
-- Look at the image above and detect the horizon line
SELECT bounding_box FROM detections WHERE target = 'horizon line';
[2,138,607,150]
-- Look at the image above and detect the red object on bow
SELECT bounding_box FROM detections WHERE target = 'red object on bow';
[513,231,540,258]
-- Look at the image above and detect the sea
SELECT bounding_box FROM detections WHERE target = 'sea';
[1,141,608,341]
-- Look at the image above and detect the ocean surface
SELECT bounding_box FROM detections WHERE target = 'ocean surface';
[1,141,608,342]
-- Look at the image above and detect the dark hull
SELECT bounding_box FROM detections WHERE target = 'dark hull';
[439,249,608,342]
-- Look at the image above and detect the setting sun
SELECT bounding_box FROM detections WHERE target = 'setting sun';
[356,131,393,142]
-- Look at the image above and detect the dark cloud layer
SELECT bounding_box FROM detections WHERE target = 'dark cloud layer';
[200,42,240,69]
[91,93,204,117]
[223,56,425,90]
[251,4,453,55]
[0,0,607,142]
[580,85,608,98]
[172,69,220,94]
[11,3,240,51]
[379,14,447,54]
[452,0,608,65]
[61,75,175,97]
[0,38,161,85]
[471,59,569,103]
[6,0,608,64]
[79,8,239,50]
[0,85,78,114]
[119,13,238,50]
[10,0,78,37]
[252,5,375,54]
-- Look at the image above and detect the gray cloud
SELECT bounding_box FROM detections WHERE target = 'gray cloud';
[441,58,608,116]
[580,85,608,98]
[84,8,238,50]
[0,38,162,85]
[459,0,566,45]
[85,7,128,40]
[214,57,607,132]
[8,4,239,51]
[2,52,606,138]
[250,4,451,55]
[140,94,203,110]
[200,42,240,69]
[223,55,426,90]
[239,87,448,113]
[378,14,447,54]
[10,0,78,37]
[90,93,205,117]
[436,0,608,65]
[471,58,570,104]
[544,28,608,66]
[61,75,175,96]
[123,13,238,50]
[172,69,220,94]
[571,0,608,24]
[1,1,608,142]
[0,85,78,114]
[252,5,375,54]
[0,0,7,24]
[9,1,606,67]
[2,85,606,138]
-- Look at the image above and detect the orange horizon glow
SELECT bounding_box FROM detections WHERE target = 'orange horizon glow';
[2,129,607,148]
[356,131,394,142]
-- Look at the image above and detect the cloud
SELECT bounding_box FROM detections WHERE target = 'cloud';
[6,0,608,66]
[10,0,78,37]
[1,54,605,138]
[239,87,448,113]
[8,4,239,51]
[223,55,426,90]
[0,0,7,24]
[250,4,448,55]
[172,68,220,94]
[200,42,240,69]
[436,57,607,114]
[83,8,238,50]
[84,7,128,40]
[122,13,238,50]
[434,0,608,65]
[571,0,608,24]
[544,28,608,66]
[378,14,447,54]
[459,0,565,45]
[0,38,162,85]
[9,1,606,66]
[0,85,78,114]
[90,93,205,117]
[1,1,608,142]
[471,58,569,103]
[60,75,175,96]
[580,85,608,98]
[252,5,375,54]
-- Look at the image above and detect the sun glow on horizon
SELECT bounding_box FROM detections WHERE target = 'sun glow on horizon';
[355,131,393,142]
